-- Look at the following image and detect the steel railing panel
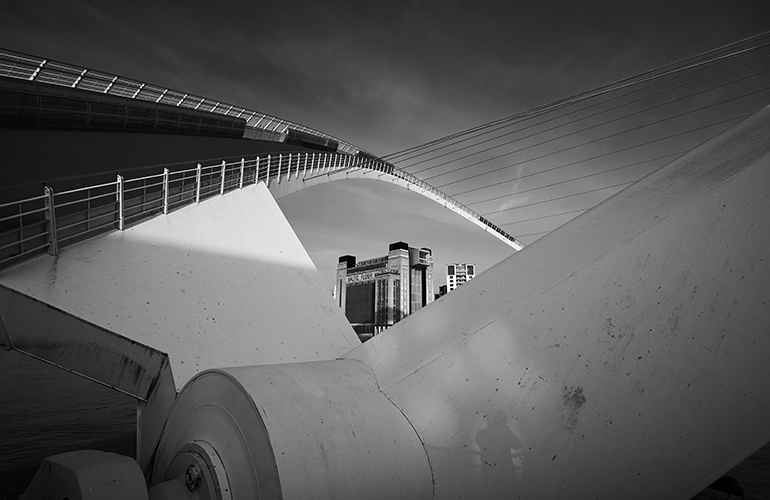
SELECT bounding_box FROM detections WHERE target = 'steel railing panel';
[0,62,38,79]
[135,84,166,102]
[179,95,203,110]
[0,228,49,251]
[124,172,164,184]
[158,89,186,107]
[1,48,365,155]
[56,180,119,196]
[0,193,47,211]
[76,71,115,93]
[109,78,144,98]
[0,148,522,271]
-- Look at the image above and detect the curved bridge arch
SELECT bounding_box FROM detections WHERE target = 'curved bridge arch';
[0,47,523,262]
[261,151,524,250]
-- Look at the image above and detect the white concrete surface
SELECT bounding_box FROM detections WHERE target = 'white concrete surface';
[0,182,359,389]
[344,105,770,499]
[20,450,148,500]
[154,360,433,499]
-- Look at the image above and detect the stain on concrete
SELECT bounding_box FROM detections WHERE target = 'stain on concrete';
[666,304,683,338]
[605,317,616,338]
[560,385,586,433]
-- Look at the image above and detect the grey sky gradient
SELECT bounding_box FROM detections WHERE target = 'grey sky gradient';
[1,1,768,290]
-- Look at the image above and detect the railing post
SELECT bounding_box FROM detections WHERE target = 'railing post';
[286,154,292,182]
[277,154,282,184]
[195,163,201,203]
[266,155,271,187]
[162,168,169,214]
[303,153,308,178]
[117,174,125,230]
[220,160,226,195]
[255,156,261,184]
[44,185,58,256]
[239,158,245,189]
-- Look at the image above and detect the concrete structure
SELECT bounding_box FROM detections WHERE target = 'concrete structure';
[0,48,524,251]
[343,104,770,499]
[0,182,360,471]
[2,47,769,499]
[335,242,433,339]
[146,104,770,499]
[446,262,476,292]
[151,361,432,499]
[21,450,148,500]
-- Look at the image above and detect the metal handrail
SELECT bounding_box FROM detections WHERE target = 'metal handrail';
[57,181,118,196]
[0,48,363,156]
[53,190,117,209]
[125,173,165,184]
[0,236,47,253]
[0,149,523,270]
[58,217,119,244]
[0,193,47,210]
[344,158,522,247]
[124,181,164,194]
[0,205,48,223]
[57,209,120,233]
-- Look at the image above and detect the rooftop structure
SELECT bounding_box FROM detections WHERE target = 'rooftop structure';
[446,263,476,292]
[335,242,434,340]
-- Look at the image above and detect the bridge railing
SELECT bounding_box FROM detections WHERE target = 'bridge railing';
[0,150,521,271]
[0,151,354,270]
[343,158,520,247]
[0,48,362,155]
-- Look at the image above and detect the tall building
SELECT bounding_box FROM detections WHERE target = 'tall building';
[446,263,476,292]
[336,242,433,340]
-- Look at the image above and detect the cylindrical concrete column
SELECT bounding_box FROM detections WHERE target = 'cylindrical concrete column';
[152,359,433,499]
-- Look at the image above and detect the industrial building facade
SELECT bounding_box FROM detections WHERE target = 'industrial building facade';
[446,263,475,292]
[336,242,434,340]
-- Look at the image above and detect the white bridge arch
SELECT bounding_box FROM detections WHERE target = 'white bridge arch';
[263,151,524,250]
[0,47,523,266]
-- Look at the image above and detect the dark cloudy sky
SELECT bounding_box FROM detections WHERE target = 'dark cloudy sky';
[1,1,768,290]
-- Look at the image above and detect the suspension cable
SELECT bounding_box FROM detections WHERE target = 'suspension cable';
[378,32,770,166]
[428,84,769,186]
[407,62,770,175]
